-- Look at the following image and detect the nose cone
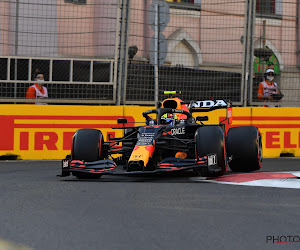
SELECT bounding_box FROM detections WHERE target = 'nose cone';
[128,145,154,168]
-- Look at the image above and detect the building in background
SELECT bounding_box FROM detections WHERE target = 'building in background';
[0,0,299,105]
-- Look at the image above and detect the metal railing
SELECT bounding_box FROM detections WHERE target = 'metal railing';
[0,56,116,103]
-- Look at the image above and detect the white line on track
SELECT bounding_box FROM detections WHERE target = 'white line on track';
[191,171,300,189]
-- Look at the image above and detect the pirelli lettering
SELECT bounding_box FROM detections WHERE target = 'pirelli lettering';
[0,114,134,159]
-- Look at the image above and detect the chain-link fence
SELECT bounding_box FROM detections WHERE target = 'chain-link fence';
[250,0,300,106]
[124,0,246,105]
[0,0,119,104]
[1,0,300,106]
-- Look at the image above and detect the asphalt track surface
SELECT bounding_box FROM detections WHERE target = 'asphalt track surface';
[0,158,300,250]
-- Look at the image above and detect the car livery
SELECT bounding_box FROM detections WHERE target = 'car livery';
[59,96,262,179]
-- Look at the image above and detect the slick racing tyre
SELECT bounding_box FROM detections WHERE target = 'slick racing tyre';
[72,129,104,179]
[195,126,227,177]
[227,126,262,172]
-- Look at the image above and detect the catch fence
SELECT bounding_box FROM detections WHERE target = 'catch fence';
[0,0,299,106]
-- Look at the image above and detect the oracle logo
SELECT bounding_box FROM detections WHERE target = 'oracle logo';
[171,127,185,136]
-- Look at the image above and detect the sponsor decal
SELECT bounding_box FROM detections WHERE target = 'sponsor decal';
[207,154,217,166]
[175,152,187,159]
[129,145,154,165]
[227,107,232,124]
[188,100,227,108]
[62,159,69,168]
[137,132,155,145]
[170,127,185,136]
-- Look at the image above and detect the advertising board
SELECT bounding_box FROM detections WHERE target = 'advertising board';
[0,105,299,159]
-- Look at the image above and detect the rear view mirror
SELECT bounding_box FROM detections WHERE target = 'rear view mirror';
[196,116,208,122]
[117,118,127,124]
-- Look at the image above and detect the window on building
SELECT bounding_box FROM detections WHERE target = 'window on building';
[166,0,201,9]
[256,0,282,16]
[64,0,86,5]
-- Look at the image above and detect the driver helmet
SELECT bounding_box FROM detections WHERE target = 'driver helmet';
[161,113,178,125]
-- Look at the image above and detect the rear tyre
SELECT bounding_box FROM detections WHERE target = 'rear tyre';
[72,129,104,179]
[195,126,227,177]
[227,126,262,172]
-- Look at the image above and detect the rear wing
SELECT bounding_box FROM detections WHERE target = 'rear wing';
[185,99,231,112]
[185,99,232,125]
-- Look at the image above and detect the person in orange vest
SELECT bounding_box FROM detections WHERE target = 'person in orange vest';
[26,72,48,104]
[257,67,281,106]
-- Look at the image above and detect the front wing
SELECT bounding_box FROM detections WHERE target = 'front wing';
[59,154,219,177]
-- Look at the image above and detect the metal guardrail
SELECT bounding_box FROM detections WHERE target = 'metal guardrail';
[0,56,117,104]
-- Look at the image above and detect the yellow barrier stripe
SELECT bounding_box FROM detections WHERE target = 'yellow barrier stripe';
[232,120,300,125]
[14,120,117,125]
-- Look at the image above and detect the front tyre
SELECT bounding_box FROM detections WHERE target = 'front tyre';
[72,129,104,179]
[195,126,227,177]
[227,126,262,172]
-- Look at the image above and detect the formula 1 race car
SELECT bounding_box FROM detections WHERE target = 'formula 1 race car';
[59,93,262,179]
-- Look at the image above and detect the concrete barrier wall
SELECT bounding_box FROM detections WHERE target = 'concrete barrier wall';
[0,105,299,159]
